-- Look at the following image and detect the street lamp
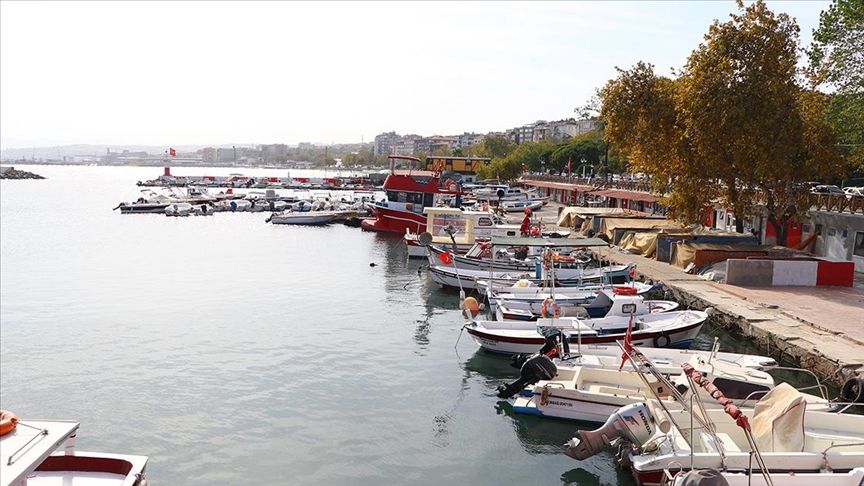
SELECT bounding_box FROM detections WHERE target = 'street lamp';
[233,145,237,167]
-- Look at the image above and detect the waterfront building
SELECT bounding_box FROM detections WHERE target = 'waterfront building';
[374,131,402,156]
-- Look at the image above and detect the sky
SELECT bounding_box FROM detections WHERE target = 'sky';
[0,1,832,150]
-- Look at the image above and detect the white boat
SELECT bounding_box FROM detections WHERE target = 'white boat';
[428,260,636,291]
[164,202,193,217]
[0,411,149,486]
[500,199,546,213]
[472,185,542,202]
[507,354,821,423]
[113,189,178,214]
[466,308,708,354]
[425,240,586,273]
[564,351,864,486]
[494,287,678,321]
[667,468,864,486]
[266,211,338,225]
[404,207,522,258]
[490,280,660,314]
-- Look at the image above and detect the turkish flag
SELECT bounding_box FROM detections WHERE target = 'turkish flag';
[566,158,571,171]
[437,251,453,265]
[169,148,176,157]
[619,311,635,371]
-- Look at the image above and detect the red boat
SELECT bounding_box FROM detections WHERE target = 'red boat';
[360,155,463,234]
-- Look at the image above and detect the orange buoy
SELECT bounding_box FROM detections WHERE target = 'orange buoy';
[0,410,18,436]
[613,286,638,295]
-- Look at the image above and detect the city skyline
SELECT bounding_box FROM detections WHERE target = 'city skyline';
[1,1,831,150]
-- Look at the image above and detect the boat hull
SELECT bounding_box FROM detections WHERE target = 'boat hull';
[360,204,427,234]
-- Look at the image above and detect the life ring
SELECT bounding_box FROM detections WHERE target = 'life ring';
[0,410,18,436]
[558,255,576,263]
[840,377,864,403]
[447,181,458,192]
[613,286,638,295]
[653,333,671,348]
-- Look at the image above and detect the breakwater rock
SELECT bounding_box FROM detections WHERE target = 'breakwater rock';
[0,168,46,180]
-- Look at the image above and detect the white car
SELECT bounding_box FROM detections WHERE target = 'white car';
[843,186,864,197]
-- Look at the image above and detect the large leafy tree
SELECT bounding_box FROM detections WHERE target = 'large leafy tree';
[600,62,700,221]
[808,0,864,173]
[601,1,842,244]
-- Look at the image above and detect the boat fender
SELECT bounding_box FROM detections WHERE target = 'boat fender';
[540,299,559,318]
[613,286,638,295]
[653,333,671,348]
[0,410,18,436]
[840,377,864,403]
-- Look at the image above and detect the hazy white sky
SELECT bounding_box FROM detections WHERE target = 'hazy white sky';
[0,1,830,149]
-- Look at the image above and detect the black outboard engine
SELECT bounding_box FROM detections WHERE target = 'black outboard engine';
[496,330,563,399]
[496,354,557,399]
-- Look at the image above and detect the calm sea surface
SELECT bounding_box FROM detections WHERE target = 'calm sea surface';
[1,165,773,486]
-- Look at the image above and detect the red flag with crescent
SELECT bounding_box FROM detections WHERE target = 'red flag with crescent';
[619,311,634,371]
[437,251,453,265]
[169,148,176,157]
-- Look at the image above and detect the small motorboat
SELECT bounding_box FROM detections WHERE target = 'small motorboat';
[266,211,338,225]
[164,202,193,217]
[494,287,678,321]
[466,308,709,355]
[666,468,864,486]
[563,351,864,486]
[0,410,149,486]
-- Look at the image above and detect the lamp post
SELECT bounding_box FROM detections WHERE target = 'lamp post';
[233,146,237,167]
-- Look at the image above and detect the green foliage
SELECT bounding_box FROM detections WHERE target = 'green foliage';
[808,0,864,171]
[481,135,517,159]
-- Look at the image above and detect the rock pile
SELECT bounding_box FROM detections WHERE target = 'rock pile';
[0,168,46,180]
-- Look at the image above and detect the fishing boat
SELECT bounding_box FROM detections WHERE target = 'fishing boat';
[0,410,149,486]
[425,239,586,272]
[403,207,522,257]
[495,287,678,321]
[360,155,463,234]
[486,280,658,314]
[465,307,708,354]
[427,261,635,291]
[500,198,546,213]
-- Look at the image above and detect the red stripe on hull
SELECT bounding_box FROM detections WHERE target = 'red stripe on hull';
[466,322,701,346]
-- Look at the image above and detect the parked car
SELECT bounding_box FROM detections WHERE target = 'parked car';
[810,184,844,195]
[843,186,864,197]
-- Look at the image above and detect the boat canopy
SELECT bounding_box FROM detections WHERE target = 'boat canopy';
[490,236,609,248]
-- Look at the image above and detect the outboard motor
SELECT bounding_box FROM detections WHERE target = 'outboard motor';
[497,331,562,399]
[564,402,669,461]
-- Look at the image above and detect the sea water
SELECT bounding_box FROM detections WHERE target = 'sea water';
[0,165,764,485]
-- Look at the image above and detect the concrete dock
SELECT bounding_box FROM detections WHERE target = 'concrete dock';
[530,202,864,388]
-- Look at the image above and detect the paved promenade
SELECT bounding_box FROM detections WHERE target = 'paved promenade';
[530,202,864,386]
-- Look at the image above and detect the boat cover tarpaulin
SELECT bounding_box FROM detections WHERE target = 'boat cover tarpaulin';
[618,231,659,257]
[670,242,771,269]
[490,236,610,248]
[599,218,685,240]
[556,207,636,228]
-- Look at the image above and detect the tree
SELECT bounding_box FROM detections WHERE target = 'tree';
[601,1,843,244]
[808,0,864,172]
[600,62,694,217]
[481,135,516,159]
